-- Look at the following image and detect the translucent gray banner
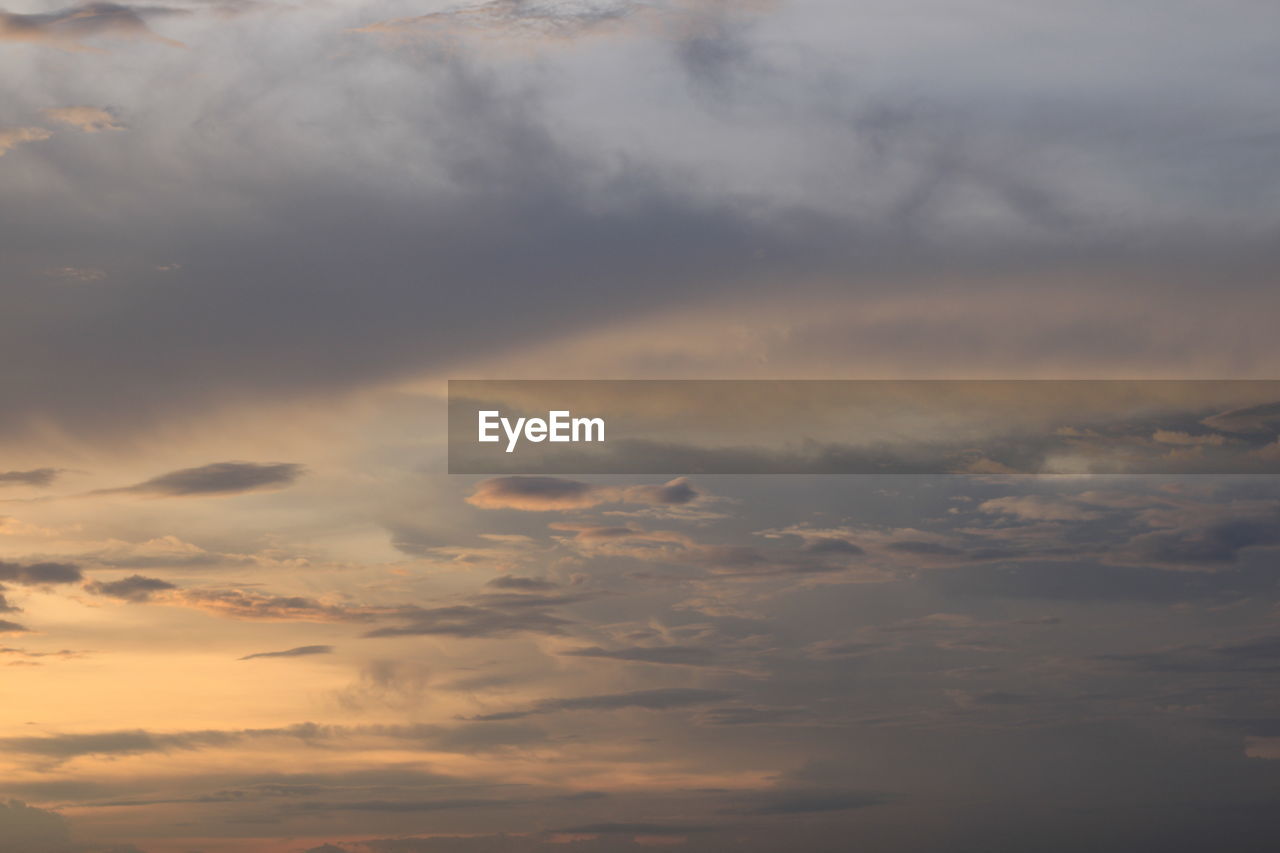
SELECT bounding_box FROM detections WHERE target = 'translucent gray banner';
[448,380,1280,474]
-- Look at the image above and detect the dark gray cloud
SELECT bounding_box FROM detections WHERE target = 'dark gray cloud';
[469,687,734,721]
[466,477,597,510]
[1103,635,1280,674]
[239,644,334,661]
[697,705,809,726]
[0,561,82,585]
[728,788,891,816]
[3,0,1280,450]
[1128,517,1280,566]
[97,461,304,497]
[485,575,558,592]
[0,468,59,487]
[923,560,1276,603]
[84,574,176,602]
[0,619,29,634]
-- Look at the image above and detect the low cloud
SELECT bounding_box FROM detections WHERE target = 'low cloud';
[0,799,71,853]
[43,106,123,133]
[240,644,335,661]
[84,574,176,602]
[0,561,82,585]
[560,645,722,667]
[169,588,395,623]
[469,687,734,720]
[364,604,572,639]
[728,788,892,816]
[466,476,701,511]
[0,469,60,487]
[485,575,558,592]
[0,2,184,49]
[0,127,52,156]
[97,461,305,497]
[979,495,1103,522]
[552,821,718,836]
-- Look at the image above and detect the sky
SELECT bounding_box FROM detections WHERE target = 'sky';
[3,0,1280,850]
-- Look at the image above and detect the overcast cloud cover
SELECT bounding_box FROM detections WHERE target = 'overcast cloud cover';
[2,1,1280,851]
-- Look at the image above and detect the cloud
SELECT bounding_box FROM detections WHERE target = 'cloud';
[551,821,717,836]
[84,574,176,602]
[0,127,52,156]
[469,687,734,720]
[1201,401,1280,435]
[728,788,891,815]
[43,106,123,133]
[697,705,808,726]
[355,0,641,42]
[0,468,60,487]
[0,561,83,585]
[0,647,82,660]
[239,644,334,661]
[364,604,572,638]
[923,555,1280,603]
[0,721,543,764]
[978,495,1103,522]
[466,477,700,511]
[167,588,396,622]
[0,619,30,634]
[485,575,558,591]
[0,2,184,49]
[97,461,305,497]
[560,645,722,667]
[334,660,431,711]
[1103,635,1280,674]
[1127,517,1280,566]
[0,800,71,853]
[290,797,519,814]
